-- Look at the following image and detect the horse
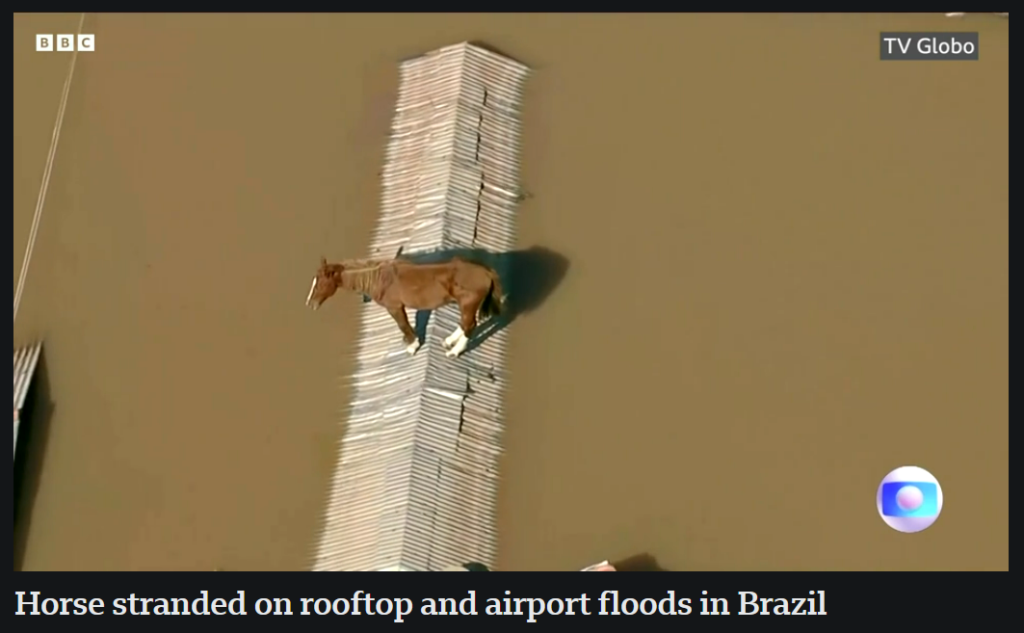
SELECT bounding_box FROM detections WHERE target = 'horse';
[306,254,505,358]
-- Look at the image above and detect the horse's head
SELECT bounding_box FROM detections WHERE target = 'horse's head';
[306,257,343,310]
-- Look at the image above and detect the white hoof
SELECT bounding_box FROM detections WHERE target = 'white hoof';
[446,335,468,358]
[405,340,421,356]
[443,327,464,349]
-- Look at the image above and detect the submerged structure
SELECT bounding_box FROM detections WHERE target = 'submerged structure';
[13,342,43,463]
[311,43,529,571]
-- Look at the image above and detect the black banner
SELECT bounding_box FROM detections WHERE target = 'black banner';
[14,572,1003,627]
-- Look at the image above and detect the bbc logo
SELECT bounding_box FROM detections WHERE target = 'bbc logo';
[36,34,95,52]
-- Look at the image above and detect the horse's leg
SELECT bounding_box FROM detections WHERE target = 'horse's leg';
[386,305,421,356]
[442,291,465,349]
[445,298,480,358]
[442,279,478,350]
[443,325,463,349]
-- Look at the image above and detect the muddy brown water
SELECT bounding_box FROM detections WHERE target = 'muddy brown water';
[13,14,1007,571]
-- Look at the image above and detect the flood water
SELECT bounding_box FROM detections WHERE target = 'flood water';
[14,14,1007,571]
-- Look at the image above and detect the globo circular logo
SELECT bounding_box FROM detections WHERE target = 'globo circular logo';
[877,466,942,533]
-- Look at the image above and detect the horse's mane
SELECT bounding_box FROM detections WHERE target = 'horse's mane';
[339,257,390,271]
[338,257,393,297]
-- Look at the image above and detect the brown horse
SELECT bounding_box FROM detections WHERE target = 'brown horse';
[306,255,505,358]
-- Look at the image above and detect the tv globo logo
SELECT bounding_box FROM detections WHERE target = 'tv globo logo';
[36,34,95,52]
[877,466,943,533]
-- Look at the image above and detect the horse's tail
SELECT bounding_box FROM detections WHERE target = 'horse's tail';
[480,268,506,319]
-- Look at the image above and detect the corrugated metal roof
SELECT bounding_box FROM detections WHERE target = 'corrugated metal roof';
[311,42,528,571]
[13,342,43,461]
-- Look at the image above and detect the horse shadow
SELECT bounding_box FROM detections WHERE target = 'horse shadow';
[393,245,570,352]
[14,349,56,572]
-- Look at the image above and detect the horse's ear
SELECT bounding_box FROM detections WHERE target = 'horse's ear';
[320,256,327,268]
